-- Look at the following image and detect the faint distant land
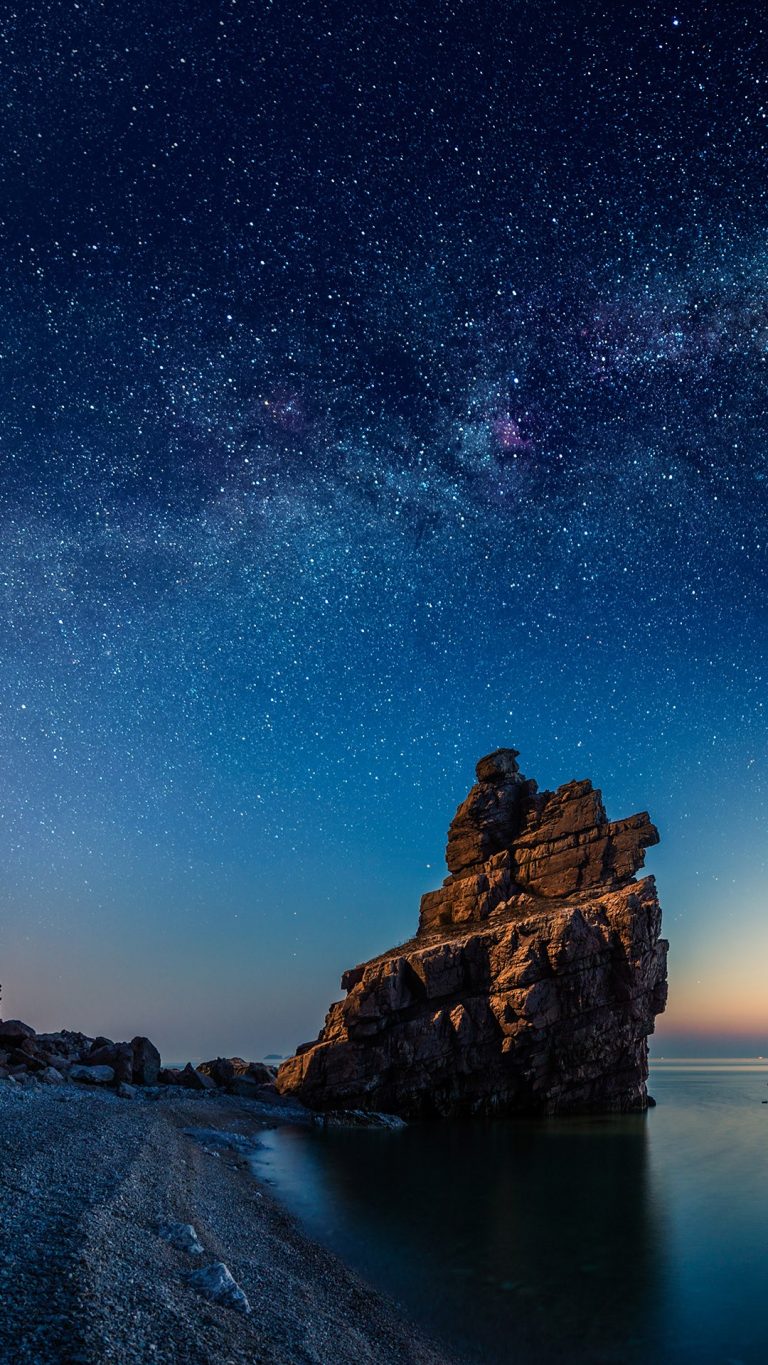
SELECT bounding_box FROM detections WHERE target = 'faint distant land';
[278,748,668,1116]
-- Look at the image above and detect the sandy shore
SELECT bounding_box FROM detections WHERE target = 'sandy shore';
[0,1082,459,1365]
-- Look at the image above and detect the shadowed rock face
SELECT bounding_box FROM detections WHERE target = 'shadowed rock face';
[277,749,668,1118]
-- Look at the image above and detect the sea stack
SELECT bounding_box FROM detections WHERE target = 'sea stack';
[277,749,668,1117]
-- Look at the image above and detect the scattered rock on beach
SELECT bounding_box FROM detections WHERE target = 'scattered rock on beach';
[131,1035,161,1085]
[183,1127,261,1158]
[0,1014,288,1110]
[158,1067,182,1085]
[87,1041,134,1082]
[39,1066,66,1084]
[184,1261,251,1314]
[158,1221,204,1255]
[9,1043,45,1071]
[227,1075,276,1099]
[0,1022,167,1096]
[198,1056,239,1087]
[70,1064,116,1086]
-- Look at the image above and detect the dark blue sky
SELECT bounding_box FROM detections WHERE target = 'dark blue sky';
[1,0,767,1057]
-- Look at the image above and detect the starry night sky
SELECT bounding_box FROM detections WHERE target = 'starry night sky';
[2,0,767,1058]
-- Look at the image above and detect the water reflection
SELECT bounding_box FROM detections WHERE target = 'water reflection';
[256,1066,768,1364]
[257,1113,663,1363]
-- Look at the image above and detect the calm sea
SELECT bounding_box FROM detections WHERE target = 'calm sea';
[252,1060,768,1364]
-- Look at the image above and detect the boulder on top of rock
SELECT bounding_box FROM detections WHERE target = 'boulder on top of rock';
[9,1046,45,1072]
[246,1062,277,1085]
[87,1042,133,1083]
[70,1064,115,1086]
[178,1064,216,1091]
[0,1020,36,1044]
[444,748,530,877]
[36,1030,93,1059]
[10,1036,40,1059]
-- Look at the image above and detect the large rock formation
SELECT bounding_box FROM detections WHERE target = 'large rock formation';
[277,749,668,1117]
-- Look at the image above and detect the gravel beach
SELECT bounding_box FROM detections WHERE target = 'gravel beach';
[0,1082,458,1365]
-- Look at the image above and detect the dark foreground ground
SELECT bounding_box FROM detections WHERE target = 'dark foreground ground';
[0,1082,457,1365]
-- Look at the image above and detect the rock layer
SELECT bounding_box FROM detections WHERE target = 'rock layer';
[277,749,668,1117]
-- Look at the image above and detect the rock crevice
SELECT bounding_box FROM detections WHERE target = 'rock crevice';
[278,749,668,1117]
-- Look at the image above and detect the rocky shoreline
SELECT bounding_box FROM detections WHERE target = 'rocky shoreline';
[0,1016,288,1103]
[0,1076,458,1365]
[0,745,668,1361]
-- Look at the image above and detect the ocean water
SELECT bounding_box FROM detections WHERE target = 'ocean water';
[253,1061,768,1364]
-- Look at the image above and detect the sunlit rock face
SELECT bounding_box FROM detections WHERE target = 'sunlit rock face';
[277,749,668,1118]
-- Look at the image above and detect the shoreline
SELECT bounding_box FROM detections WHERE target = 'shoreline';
[0,1081,461,1365]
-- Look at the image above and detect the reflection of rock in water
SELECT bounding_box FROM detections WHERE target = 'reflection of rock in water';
[265,1115,663,1365]
[279,748,668,1118]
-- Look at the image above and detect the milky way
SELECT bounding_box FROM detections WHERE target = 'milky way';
[1,1,767,1055]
